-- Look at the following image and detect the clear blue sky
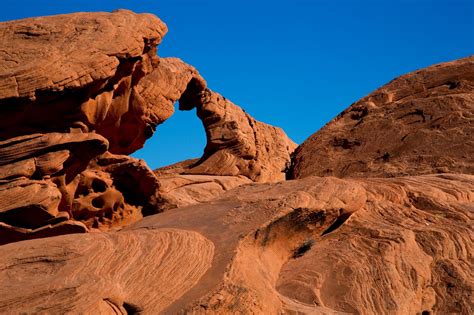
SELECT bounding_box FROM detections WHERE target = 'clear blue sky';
[1,0,473,169]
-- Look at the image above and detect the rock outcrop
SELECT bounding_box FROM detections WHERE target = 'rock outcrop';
[0,9,472,315]
[289,56,474,179]
[0,11,295,243]
[1,174,472,314]
[0,10,168,243]
[0,10,167,154]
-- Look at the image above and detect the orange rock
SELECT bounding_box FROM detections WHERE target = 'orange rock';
[0,11,295,243]
[289,56,474,179]
[0,9,472,315]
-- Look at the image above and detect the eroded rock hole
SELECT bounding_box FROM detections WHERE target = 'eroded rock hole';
[135,106,206,170]
[91,197,105,209]
[91,179,107,193]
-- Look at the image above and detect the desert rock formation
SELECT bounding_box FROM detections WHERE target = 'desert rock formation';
[0,10,473,315]
[289,56,474,179]
[0,10,295,243]
[1,174,472,314]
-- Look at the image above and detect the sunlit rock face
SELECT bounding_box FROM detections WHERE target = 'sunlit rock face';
[0,10,295,243]
[0,10,473,315]
[289,56,474,179]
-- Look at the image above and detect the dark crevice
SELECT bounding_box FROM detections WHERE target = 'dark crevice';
[178,78,206,111]
[331,137,361,150]
[292,239,315,259]
[350,106,369,120]
[122,302,143,314]
[445,80,460,90]
[398,109,430,123]
[321,212,352,236]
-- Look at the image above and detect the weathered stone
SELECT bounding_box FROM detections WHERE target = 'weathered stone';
[180,89,297,182]
[289,56,474,179]
[0,10,167,154]
[0,174,472,314]
[71,152,161,229]
[0,9,472,315]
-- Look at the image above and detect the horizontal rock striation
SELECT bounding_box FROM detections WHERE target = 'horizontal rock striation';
[0,10,169,243]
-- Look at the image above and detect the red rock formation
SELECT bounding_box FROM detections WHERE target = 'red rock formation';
[180,88,297,182]
[1,174,471,314]
[0,9,472,315]
[0,10,169,242]
[0,11,295,242]
[289,56,474,179]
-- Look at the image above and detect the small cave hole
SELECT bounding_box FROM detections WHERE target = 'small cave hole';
[113,203,121,212]
[74,185,90,198]
[321,212,352,236]
[92,197,105,209]
[91,179,107,193]
[421,311,431,315]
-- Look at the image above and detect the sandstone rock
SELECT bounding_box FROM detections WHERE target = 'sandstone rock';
[152,88,298,208]
[155,173,252,210]
[179,89,297,182]
[0,174,471,314]
[0,229,214,313]
[289,56,474,179]
[0,10,295,239]
[71,152,161,229]
[1,9,472,315]
[0,10,167,154]
[0,133,107,243]
[134,57,206,130]
[0,11,171,242]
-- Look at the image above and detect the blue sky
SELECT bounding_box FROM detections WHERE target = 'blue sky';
[1,0,473,169]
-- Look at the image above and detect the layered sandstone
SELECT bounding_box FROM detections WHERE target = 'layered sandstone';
[1,174,472,314]
[289,56,474,179]
[0,9,472,315]
[0,11,295,243]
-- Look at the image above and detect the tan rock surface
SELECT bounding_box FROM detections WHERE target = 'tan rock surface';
[0,10,167,154]
[0,132,108,244]
[0,228,214,314]
[180,89,297,182]
[0,10,472,315]
[0,174,471,314]
[0,11,295,242]
[289,56,474,179]
[155,173,252,210]
[72,152,161,229]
